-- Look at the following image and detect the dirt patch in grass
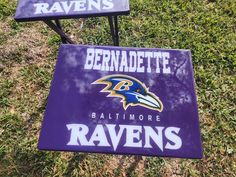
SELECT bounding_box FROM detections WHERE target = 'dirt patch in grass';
[162,159,182,176]
[0,21,50,67]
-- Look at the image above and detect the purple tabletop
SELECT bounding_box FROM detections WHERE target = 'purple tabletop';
[38,44,203,158]
[15,0,130,22]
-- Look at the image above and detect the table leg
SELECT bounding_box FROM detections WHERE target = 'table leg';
[43,20,74,44]
[114,16,119,46]
[108,16,116,46]
[55,20,67,43]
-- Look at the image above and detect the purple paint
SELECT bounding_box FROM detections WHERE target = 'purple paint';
[38,44,203,158]
[15,0,130,21]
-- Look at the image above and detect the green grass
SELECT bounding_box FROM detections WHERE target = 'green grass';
[0,0,235,176]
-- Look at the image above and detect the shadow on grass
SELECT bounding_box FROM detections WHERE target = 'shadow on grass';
[113,155,143,177]
[125,156,143,176]
[63,153,88,176]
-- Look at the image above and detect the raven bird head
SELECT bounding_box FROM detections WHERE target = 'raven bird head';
[92,74,163,112]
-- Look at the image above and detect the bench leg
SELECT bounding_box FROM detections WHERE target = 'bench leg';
[108,16,119,46]
[43,20,74,44]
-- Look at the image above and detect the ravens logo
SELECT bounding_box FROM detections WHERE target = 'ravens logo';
[92,74,163,112]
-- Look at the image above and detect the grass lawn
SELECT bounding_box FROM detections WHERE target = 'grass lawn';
[0,0,235,176]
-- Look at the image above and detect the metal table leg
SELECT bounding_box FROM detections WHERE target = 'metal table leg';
[108,16,116,46]
[43,20,74,44]
[108,16,119,46]
[114,16,119,46]
[54,20,67,43]
[44,17,119,45]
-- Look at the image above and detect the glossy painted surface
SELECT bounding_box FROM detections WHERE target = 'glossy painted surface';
[15,0,130,21]
[38,44,202,158]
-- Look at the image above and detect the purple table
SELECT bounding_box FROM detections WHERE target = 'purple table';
[38,44,203,158]
[15,0,130,46]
